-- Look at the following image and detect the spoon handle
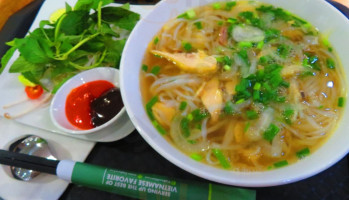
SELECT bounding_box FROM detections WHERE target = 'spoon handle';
[57,160,255,200]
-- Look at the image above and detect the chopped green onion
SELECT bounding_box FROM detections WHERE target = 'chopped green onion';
[225,1,237,11]
[227,18,238,24]
[238,41,253,48]
[246,110,258,120]
[263,123,280,142]
[179,101,187,111]
[194,21,203,29]
[296,147,310,159]
[212,149,231,169]
[150,66,161,75]
[152,120,167,135]
[224,101,235,115]
[190,153,203,161]
[275,96,286,103]
[253,90,260,101]
[180,118,190,138]
[186,113,193,121]
[244,122,251,133]
[223,65,231,71]
[322,37,330,47]
[217,21,224,26]
[326,58,335,69]
[191,109,209,121]
[283,108,294,125]
[141,64,148,72]
[153,37,159,45]
[237,49,250,66]
[177,9,196,19]
[236,98,245,104]
[277,44,291,58]
[257,40,264,49]
[213,3,221,10]
[186,9,196,19]
[188,140,197,144]
[195,124,202,130]
[338,97,345,107]
[273,160,288,168]
[146,96,158,120]
[265,29,280,42]
[182,42,192,51]
[253,82,261,90]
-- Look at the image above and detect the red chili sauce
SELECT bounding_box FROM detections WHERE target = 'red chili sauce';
[65,80,115,130]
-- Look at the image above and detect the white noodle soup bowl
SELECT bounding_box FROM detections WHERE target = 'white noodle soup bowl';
[120,0,349,187]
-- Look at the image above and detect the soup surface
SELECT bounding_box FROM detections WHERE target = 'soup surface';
[140,1,347,171]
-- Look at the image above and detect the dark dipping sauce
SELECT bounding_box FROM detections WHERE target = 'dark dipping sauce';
[65,80,123,130]
[91,87,123,127]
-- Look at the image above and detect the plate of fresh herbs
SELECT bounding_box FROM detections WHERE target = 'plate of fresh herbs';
[0,0,154,142]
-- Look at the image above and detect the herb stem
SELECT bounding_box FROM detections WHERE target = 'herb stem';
[69,48,107,70]
[54,14,67,42]
[97,1,103,30]
[55,32,100,60]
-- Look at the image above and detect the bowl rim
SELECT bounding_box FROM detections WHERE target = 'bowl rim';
[120,0,349,187]
[50,67,126,135]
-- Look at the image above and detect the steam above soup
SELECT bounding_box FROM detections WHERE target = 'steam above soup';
[140,1,346,171]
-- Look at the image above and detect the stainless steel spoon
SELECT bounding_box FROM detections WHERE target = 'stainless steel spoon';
[8,135,57,181]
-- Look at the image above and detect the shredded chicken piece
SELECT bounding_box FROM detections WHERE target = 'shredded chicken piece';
[152,102,176,128]
[289,80,302,104]
[200,78,223,123]
[151,50,217,74]
[224,79,238,95]
[281,65,305,78]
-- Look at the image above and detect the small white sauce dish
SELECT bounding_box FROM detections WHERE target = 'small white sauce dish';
[50,67,127,135]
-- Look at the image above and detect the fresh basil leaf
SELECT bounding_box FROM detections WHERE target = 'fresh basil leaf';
[99,7,140,31]
[103,39,126,68]
[0,46,16,74]
[15,37,52,64]
[65,2,72,12]
[9,57,42,73]
[74,0,113,11]
[59,11,89,35]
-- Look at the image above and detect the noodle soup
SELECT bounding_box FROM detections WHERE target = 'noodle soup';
[140,1,346,171]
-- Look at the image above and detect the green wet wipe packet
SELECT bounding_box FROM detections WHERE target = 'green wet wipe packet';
[71,162,256,200]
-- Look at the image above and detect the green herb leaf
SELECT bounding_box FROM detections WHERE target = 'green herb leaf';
[150,66,161,75]
[0,46,16,74]
[59,11,90,35]
[179,101,187,111]
[296,147,310,159]
[212,149,231,169]
[225,1,237,11]
[338,97,345,107]
[194,21,203,29]
[182,42,192,52]
[224,101,235,115]
[142,64,148,72]
[100,7,140,31]
[246,110,259,120]
[190,153,203,161]
[146,96,158,121]
[180,117,191,138]
[273,160,288,168]
[263,123,280,142]
[15,37,52,64]
[74,0,113,10]
[326,58,335,69]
